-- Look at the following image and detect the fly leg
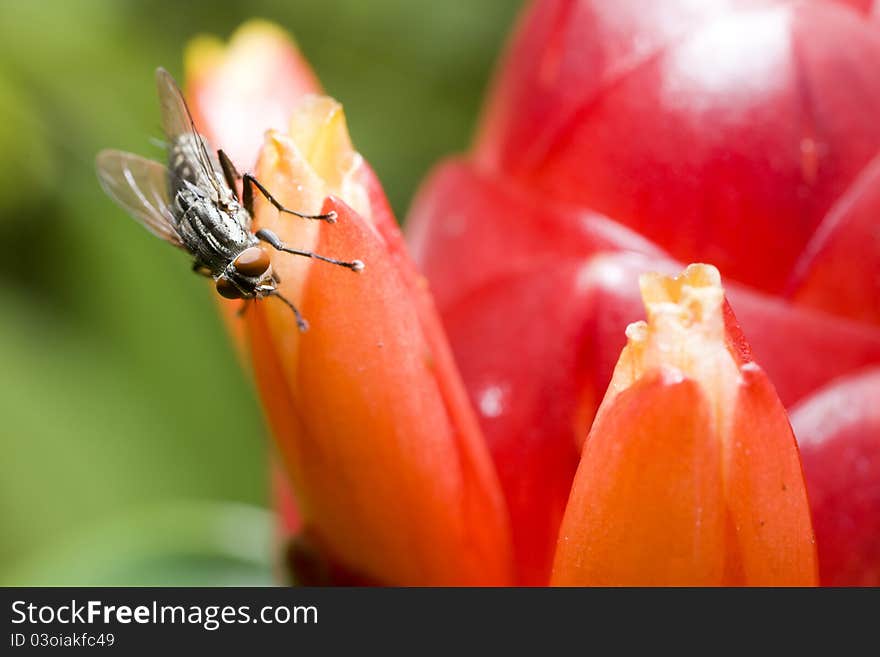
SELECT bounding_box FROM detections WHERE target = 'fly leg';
[255,228,365,272]
[256,285,309,332]
[217,149,241,201]
[192,262,213,277]
[219,148,337,223]
[243,173,337,223]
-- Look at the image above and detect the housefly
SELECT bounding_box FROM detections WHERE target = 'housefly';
[96,67,363,331]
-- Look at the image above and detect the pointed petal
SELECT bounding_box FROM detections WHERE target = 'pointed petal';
[725,364,818,585]
[263,197,512,584]
[185,19,321,168]
[247,124,512,584]
[553,264,816,585]
[552,372,725,586]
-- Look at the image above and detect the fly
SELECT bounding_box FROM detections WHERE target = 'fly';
[95,67,363,331]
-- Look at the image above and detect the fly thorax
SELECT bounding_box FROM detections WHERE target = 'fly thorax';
[179,201,252,271]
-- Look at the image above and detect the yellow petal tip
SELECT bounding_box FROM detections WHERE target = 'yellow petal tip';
[611,264,739,438]
[184,35,226,81]
[231,18,297,49]
[639,263,723,328]
[184,19,301,87]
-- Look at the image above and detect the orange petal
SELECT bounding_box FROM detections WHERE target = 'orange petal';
[724,364,818,585]
[553,264,816,585]
[552,371,725,586]
[246,105,512,585]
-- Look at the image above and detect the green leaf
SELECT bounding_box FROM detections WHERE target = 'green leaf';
[1,501,277,586]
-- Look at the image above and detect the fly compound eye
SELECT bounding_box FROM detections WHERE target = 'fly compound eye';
[216,276,242,299]
[234,247,271,277]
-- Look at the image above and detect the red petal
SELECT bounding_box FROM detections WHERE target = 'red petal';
[407,159,664,312]
[790,369,880,586]
[786,152,880,326]
[726,285,880,405]
[431,248,670,583]
[477,0,771,174]
[477,1,880,294]
[441,262,594,584]
[271,462,301,538]
[831,0,880,19]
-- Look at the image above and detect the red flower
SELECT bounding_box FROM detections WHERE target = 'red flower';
[407,0,880,584]
[184,4,873,585]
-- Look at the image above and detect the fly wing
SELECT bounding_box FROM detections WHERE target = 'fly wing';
[95,149,184,247]
[155,67,196,142]
[155,67,222,193]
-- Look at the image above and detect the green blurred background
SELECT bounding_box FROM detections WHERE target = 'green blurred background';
[0,0,520,585]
